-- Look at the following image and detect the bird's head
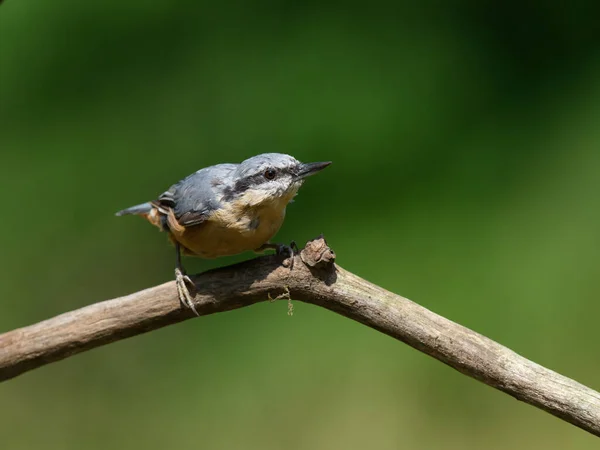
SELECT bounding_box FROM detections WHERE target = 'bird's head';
[226,153,331,206]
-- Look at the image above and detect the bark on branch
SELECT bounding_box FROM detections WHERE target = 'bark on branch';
[1,236,599,437]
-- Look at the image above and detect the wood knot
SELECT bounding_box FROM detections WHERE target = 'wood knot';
[300,234,336,268]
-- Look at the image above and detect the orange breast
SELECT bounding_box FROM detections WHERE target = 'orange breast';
[168,199,288,259]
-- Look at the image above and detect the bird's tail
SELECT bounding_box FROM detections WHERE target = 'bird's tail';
[115,202,153,217]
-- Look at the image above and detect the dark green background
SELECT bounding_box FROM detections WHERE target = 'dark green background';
[2,1,600,448]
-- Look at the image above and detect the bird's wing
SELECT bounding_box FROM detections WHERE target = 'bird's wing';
[157,164,236,228]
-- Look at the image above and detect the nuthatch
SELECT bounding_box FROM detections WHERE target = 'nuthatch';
[116,153,331,315]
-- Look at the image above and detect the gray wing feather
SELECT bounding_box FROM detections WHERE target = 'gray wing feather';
[158,164,236,227]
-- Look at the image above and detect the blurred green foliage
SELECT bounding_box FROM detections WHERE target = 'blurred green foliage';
[2,1,600,449]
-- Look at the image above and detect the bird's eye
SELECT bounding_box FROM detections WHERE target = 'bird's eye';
[264,168,277,180]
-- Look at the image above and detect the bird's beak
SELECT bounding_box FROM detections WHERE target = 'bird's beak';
[296,161,332,180]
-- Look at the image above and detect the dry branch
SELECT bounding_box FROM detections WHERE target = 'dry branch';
[1,236,599,437]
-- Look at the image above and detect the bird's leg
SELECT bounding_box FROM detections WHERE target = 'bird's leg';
[174,242,199,316]
[256,241,299,269]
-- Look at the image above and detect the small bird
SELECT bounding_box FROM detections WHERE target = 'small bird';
[116,153,331,315]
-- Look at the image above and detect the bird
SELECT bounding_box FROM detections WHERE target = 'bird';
[116,153,331,316]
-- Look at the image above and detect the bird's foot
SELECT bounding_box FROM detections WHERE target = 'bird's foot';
[175,267,199,316]
[255,241,299,269]
[275,241,299,269]
[274,240,298,256]
[254,241,300,270]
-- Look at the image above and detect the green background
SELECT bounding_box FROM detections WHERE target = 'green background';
[2,1,600,448]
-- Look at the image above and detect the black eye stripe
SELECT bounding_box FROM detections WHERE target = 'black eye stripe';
[224,167,291,201]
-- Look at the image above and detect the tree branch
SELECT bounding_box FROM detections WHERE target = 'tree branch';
[1,236,599,437]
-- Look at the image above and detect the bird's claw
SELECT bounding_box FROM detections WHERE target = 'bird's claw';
[276,240,299,269]
[175,267,199,316]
